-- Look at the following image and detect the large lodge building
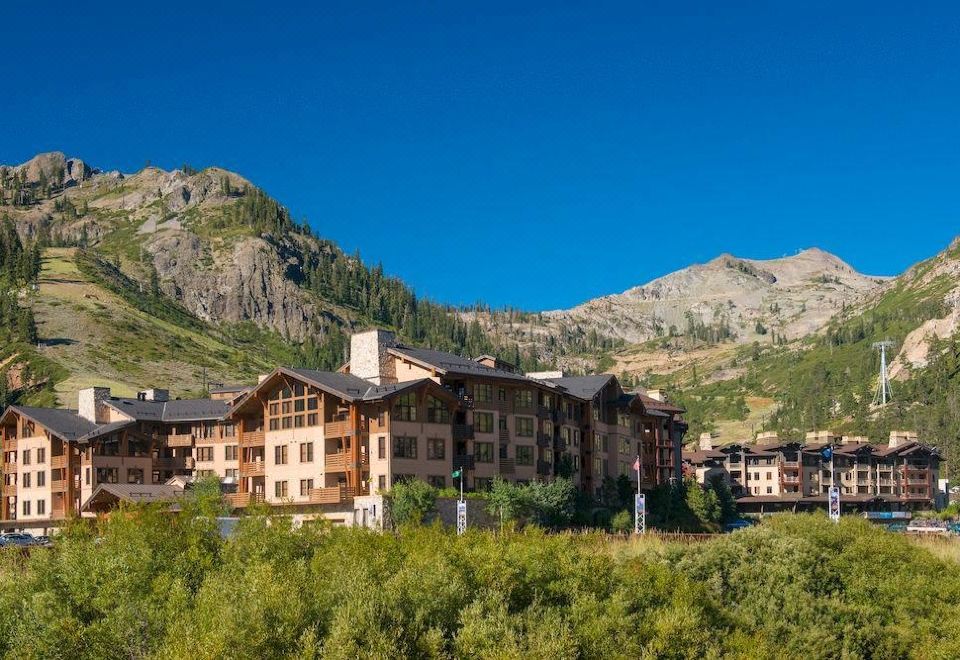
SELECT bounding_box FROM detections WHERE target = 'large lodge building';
[0,329,687,528]
[684,430,944,514]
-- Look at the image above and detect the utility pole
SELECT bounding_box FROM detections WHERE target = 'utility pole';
[872,340,895,406]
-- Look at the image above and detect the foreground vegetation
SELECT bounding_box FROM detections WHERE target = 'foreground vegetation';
[0,496,958,658]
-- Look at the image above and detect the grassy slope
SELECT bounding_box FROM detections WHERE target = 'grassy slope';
[29,247,277,403]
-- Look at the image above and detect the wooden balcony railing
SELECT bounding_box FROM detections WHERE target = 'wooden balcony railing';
[308,484,357,504]
[240,461,265,477]
[242,431,265,446]
[225,492,265,508]
[165,433,195,448]
[51,479,66,492]
[3,462,16,475]
[500,458,515,474]
[51,454,68,469]
[324,452,369,472]
[324,420,353,438]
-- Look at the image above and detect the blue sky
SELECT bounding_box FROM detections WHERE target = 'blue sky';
[3,2,959,310]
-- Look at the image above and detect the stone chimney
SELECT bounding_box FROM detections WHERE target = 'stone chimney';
[78,387,111,423]
[756,431,779,446]
[889,430,918,449]
[698,432,714,450]
[139,388,169,402]
[350,329,397,385]
[805,430,838,445]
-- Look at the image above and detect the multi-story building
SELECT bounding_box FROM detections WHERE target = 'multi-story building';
[683,430,944,513]
[0,328,688,528]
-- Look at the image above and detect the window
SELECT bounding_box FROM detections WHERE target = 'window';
[427,438,445,460]
[475,442,494,463]
[300,442,314,463]
[476,412,494,433]
[516,445,534,465]
[766,486,773,494]
[22,500,30,516]
[394,437,417,459]
[497,388,507,401]
[543,449,553,464]
[274,481,288,498]
[85,467,90,486]
[427,396,450,423]
[221,422,236,437]
[266,382,316,431]
[225,445,238,461]
[515,390,533,409]
[37,499,45,515]
[766,471,772,480]
[392,473,415,485]
[36,471,45,487]
[96,467,119,484]
[395,393,417,421]
[475,477,493,491]
[428,475,446,489]
[200,422,216,439]
[593,456,604,478]
[378,436,386,460]
[274,445,288,465]
[573,429,580,447]
[36,447,46,463]
[225,468,238,479]
[561,427,571,448]
[619,438,630,455]
[300,479,314,496]
[515,417,534,437]
[499,417,507,432]
[197,447,214,462]
[22,473,30,488]
[21,449,30,466]
[475,383,493,402]
[378,475,387,492]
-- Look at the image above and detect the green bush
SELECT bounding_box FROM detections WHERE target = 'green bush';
[385,479,438,526]
[609,510,633,533]
[0,502,958,657]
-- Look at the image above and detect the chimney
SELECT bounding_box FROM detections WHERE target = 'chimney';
[698,432,714,450]
[78,387,111,423]
[755,431,779,446]
[805,430,838,445]
[889,430,918,449]
[646,389,667,402]
[139,388,169,402]
[350,329,397,385]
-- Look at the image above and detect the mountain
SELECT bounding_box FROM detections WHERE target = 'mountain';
[550,249,885,344]
[0,152,529,405]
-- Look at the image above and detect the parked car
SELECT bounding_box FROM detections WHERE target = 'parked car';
[0,533,37,547]
[32,535,51,547]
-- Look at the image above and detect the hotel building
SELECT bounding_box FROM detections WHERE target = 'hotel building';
[0,329,687,527]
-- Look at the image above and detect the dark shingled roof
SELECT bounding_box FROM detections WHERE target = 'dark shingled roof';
[389,345,532,382]
[104,397,231,422]
[280,368,451,403]
[5,406,99,441]
[543,374,615,400]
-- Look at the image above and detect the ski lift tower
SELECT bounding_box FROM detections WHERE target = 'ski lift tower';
[872,340,895,406]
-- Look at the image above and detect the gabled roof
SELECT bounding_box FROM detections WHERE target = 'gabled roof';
[0,406,100,442]
[543,374,615,400]
[81,483,184,512]
[632,391,685,413]
[389,345,531,382]
[104,397,231,423]
[229,367,459,415]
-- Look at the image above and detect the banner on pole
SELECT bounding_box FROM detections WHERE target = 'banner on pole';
[456,500,467,535]
[634,493,646,535]
[828,486,840,523]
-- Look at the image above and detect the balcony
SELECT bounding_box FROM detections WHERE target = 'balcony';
[166,433,195,448]
[51,454,68,469]
[225,492,265,508]
[3,462,16,475]
[308,484,358,504]
[240,461,265,477]
[453,454,475,471]
[51,479,66,492]
[324,420,353,438]
[498,428,509,444]
[537,460,553,476]
[907,478,929,486]
[449,424,473,441]
[324,451,370,472]
[781,476,800,484]
[536,432,552,448]
[242,431,265,446]
[499,458,516,474]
